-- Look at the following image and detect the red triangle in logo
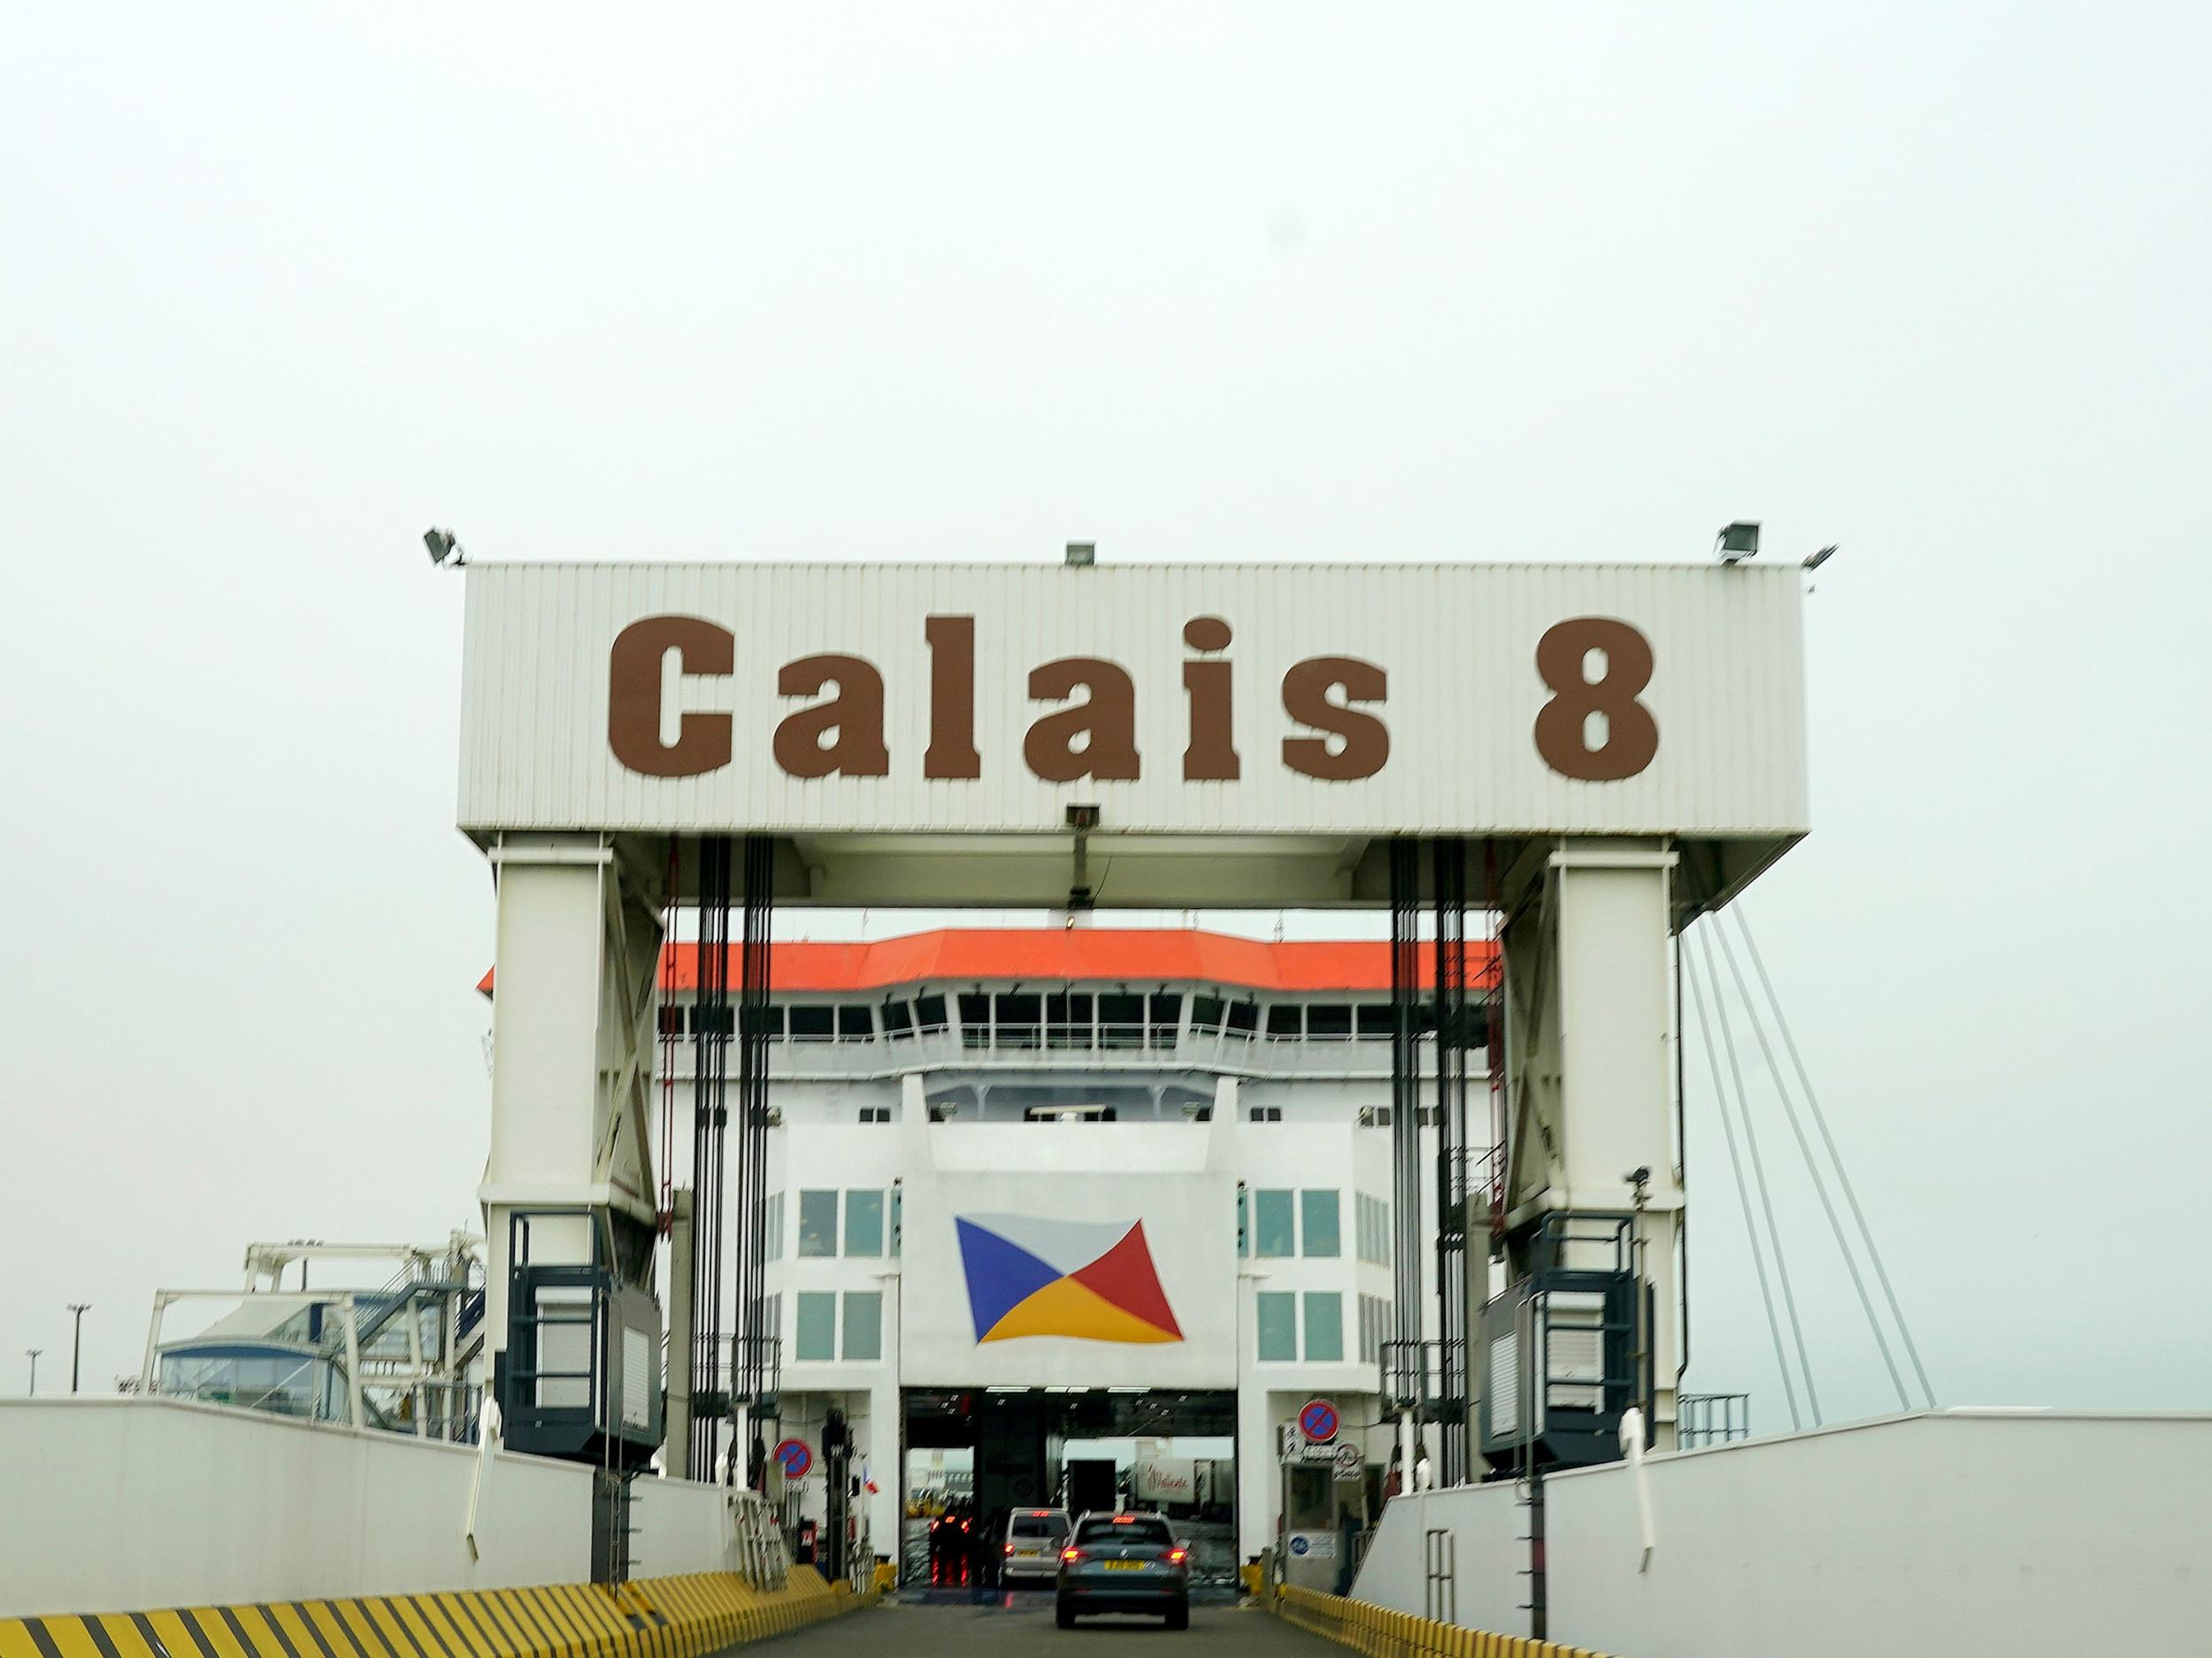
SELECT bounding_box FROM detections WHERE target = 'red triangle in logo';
[1069,1221,1182,1340]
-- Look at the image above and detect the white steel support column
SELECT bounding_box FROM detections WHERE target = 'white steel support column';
[1234,1267,1278,1568]
[666,1189,695,1478]
[865,1358,901,1574]
[480,832,667,1383]
[1499,836,1685,1449]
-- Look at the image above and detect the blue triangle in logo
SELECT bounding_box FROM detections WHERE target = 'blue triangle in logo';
[955,1218,1065,1339]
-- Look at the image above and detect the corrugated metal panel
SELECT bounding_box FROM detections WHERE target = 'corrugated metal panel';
[457,561,1808,838]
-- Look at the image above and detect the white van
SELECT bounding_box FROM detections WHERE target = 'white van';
[1002,1507,1073,1585]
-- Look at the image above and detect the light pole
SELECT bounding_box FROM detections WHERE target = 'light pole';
[67,1303,90,1393]
[26,1349,42,1395]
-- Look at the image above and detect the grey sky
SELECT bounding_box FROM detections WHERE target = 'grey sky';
[3,4,2206,1416]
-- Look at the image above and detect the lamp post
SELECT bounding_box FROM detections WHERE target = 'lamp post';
[26,1349,41,1395]
[67,1303,90,1393]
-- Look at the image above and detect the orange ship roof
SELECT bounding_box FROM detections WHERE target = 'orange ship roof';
[477,929,1496,996]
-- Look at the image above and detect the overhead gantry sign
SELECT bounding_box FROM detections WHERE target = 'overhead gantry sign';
[460,561,1806,909]
[457,557,1810,1462]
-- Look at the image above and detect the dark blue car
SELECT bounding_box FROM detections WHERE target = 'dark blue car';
[1056,1511,1190,1630]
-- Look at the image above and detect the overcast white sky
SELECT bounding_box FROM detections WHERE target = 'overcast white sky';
[3,4,2206,1419]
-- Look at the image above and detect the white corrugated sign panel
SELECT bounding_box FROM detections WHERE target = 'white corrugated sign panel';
[457,561,1806,836]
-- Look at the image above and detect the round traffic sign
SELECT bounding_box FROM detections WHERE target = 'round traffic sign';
[1299,1399,1340,1443]
[1289,1534,1311,1557]
[1332,1442,1363,1478]
[772,1438,813,1478]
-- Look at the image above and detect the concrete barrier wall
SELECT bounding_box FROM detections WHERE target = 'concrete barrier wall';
[0,1569,867,1658]
[1278,1584,1618,1657]
[1349,1409,2212,1658]
[629,1478,740,1577]
[0,1397,590,1616]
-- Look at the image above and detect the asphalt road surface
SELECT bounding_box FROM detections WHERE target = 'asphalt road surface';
[742,1595,1340,1655]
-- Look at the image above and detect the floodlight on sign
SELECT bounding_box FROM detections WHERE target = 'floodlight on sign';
[1716,520,1761,563]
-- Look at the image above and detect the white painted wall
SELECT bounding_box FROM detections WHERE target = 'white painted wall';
[1351,1410,2212,1658]
[0,1398,593,1616]
[629,1476,740,1576]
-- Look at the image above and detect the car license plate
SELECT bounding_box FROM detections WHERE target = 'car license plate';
[1102,1561,1147,1571]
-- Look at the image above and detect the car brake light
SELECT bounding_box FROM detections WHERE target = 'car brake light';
[1003,1542,1015,1555]
[1061,1547,1081,1562]
[1169,1547,1187,1564]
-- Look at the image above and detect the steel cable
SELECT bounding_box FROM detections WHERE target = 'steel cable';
[1697,924,1821,1425]
[1732,905,1938,1409]
[1713,921,1911,1411]
[1686,938,1802,1432]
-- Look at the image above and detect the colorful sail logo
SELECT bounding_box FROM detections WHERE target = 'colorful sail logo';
[955,1214,1184,1345]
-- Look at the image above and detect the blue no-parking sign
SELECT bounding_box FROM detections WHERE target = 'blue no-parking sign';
[773,1438,813,1478]
[1299,1398,1340,1443]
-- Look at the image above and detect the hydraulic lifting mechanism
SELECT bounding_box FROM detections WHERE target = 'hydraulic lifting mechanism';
[1382,838,1672,1492]
[489,834,797,1579]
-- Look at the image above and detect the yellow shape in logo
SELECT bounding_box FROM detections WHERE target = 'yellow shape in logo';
[980,1274,1179,1345]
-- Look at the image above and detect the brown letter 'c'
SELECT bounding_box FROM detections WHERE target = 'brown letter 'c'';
[772,655,892,779]
[1281,656,1389,780]
[1024,658,1141,782]
[608,615,735,777]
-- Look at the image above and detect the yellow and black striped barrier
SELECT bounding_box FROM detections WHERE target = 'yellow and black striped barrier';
[0,1569,873,1658]
[1273,1583,1618,1658]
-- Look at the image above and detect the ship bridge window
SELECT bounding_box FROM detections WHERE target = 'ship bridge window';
[1302,1190,1341,1256]
[1047,992,1094,1048]
[837,1005,873,1040]
[1265,1004,1302,1039]
[691,1004,737,1038]
[797,1190,838,1256]
[1190,994,1225,1035]
[1025,1103,1118,1123]
[1225,999,1258,1038]
[844,1189,885,1256]
[958,994,991,1048]
[1306,1003,1352,1040]
[1148,994,1182,1048]
[1256,1292,1295,1362]
[795,1292,835,1361]
[995,993,1042,1048]
[657,1005,686,1038]
[882,1001,914,1039]
[1098,993,1144,1049]
[842,1291,883,1362]
[915,994,949,1034]
[1303,1292,1344,1362]
[788,1005,834,1042]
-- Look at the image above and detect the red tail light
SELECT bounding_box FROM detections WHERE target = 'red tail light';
[1061,1547,1082,1562]
[1168,1547,1187,1564]
[1003,1542,1015,1555]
